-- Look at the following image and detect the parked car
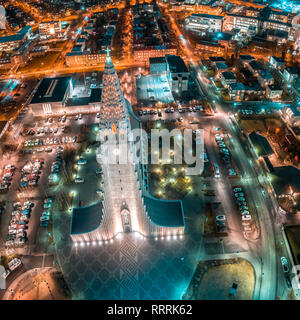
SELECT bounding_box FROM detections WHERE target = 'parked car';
[241,215,252,221]
[235,193,244,197]
[281,257,289,273]
[40,216,50,222]
[75,177,84,183]
[77,158,87,165]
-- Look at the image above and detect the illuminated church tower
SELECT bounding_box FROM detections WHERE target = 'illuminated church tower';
[70,50,185,243]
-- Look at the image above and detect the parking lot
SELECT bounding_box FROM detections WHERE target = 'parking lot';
[0,109,101,251]
[136,74,174,104]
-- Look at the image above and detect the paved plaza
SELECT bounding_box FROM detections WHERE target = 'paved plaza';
[53,196,203,300]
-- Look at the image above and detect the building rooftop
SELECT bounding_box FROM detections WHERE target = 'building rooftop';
[39,20,60,25]
[226,13,259,21]
[249,131,274,157]
[266,29,288,38]
[149,56,166,64]
[0,26,31,44]
[221,71,236,80]
[70,201,103,235]
[258,69,273,80]
[144,195,185,227]
[166,55,188,73]
[30,76,71,104]
[209,56,226,63]
[229,82,245,91]
[271,56,284,63]
[89,88,102,104]
[285,67,300,76]
[267,84,282,91]
[190,13,223,20]
[215,62,228,70]
[269,166,300,195]
[249,60,264,72]
[287,105,300,117]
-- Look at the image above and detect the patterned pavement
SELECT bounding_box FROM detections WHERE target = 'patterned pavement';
[53,198,203,300]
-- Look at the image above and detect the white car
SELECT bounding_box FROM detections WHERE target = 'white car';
[5,165,15,170]
[241,215,252,221]
[8,258,22,271]
[24,201,33,207]
[75,177,84,183]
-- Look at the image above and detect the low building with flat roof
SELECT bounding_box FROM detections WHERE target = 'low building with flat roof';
[149,56,168,74]
[184,13,223,33]
[220,71,236,87]
[249,131,274,157]
[283,105,300,127]
[266,84,283,99]
[29,75,102,116]
[269,166,300,214]
[269,166,300,196]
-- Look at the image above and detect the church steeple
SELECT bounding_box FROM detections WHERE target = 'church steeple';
[100,49,129,130]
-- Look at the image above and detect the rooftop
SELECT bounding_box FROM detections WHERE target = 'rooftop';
[190,13,223,20]
[229,82,246,91]
[70,201,103,235]
[209,56,226,62]
[249,60,264,72]
[287,105,300,117]
[221,71,236,80]
[149,56,166,64]
[269,166,300,195]
[0,26,31,44]
[30,76,71,104]
[271,56,284,63]
[144,195,185,227]
[215,62,228,70]
[258,69,273,80]
[249,131,274,157]
[166,55,188,73]
[285,67,300,76]
[267,84,282,91]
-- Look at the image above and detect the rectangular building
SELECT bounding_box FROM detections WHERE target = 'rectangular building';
[65,51,107,67]
[39,20,62,40]
[184,13,223,33]
[223,14,259,33]
[133,46,177,64]
[166,55,189,92]
[0,26,32,52]
[149,57,168,74]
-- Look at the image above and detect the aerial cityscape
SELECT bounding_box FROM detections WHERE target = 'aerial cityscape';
[0,0,299,303]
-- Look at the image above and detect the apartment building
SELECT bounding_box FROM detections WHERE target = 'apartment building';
[184,13,223,33]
